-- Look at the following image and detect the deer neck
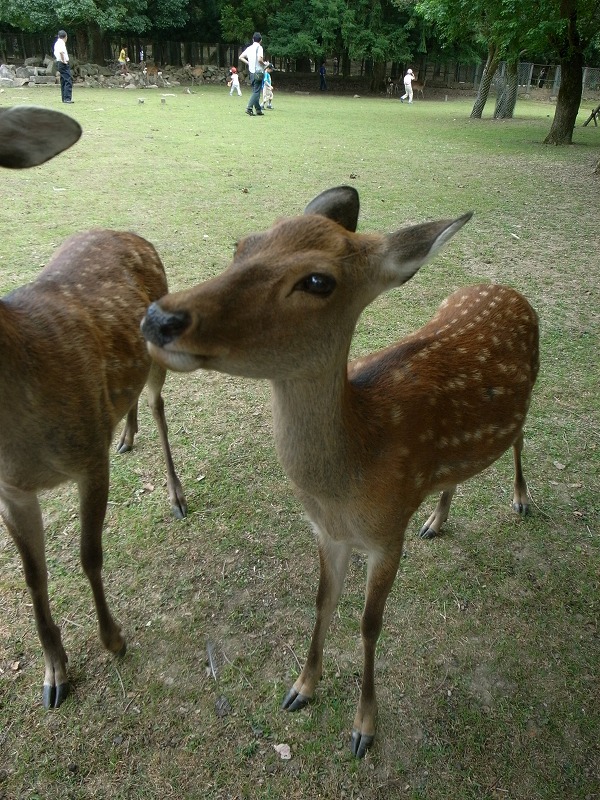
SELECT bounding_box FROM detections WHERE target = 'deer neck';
[270,363,357,498]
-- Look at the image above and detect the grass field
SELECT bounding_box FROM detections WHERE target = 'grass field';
[0,84,599,800]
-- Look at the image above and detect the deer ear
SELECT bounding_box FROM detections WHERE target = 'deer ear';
[304,186,360,232]
[0,106,82,169]
[381,212,473,287]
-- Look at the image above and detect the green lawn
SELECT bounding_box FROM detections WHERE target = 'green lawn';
[0,84,599,800]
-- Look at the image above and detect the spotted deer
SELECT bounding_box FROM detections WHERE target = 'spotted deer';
[0,106,187,709]
[141,186,539,757]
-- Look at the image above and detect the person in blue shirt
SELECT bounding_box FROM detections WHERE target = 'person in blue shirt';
[262,65,274,109]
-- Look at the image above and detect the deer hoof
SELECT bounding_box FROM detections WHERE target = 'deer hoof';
[172,501,187,520]
[350,729,375,758]
[281,688,311,712]
[418,524,437,539]
[43,681,70,709]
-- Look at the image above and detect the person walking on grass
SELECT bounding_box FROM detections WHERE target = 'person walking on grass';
[400,68,414,103]
[53,30,73,104]
[240,32,266,116]
[229,67,242,97]
[261,65,274,109]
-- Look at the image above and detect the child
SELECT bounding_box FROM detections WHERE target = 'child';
[228,67,242,96]
[118,46,129,74]
[261,65,273,109]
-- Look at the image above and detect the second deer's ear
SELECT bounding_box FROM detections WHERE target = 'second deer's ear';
[303,186,360,232]
[0,106,82,169]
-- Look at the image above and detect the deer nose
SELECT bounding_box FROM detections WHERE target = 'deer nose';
[142,302,191,346]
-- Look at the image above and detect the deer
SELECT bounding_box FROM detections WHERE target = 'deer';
[412,77,426,99]
[140,185,539,758]
[0,106,187,709]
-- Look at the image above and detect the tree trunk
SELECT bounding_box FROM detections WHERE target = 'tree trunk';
[543,0,584,145]
[370,61,386,93]
[88,23,104,64]
[494,59,519,119]
[543,51,583,144]
[74,29,89,62]
[470,42,500,119]
[342,51,351,78]
[295,57,311,72]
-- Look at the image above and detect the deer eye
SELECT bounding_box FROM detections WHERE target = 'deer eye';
[294,273,337,296]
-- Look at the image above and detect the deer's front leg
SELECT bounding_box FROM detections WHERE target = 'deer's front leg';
[146,361,188,519]
[351,544,404,758]
[282,534,352,711]
[78,463,126,659]
[0,489,69,708]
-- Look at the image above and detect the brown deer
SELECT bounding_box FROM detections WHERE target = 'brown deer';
[412,77,426,99]
[141,186,539,757]
[1,106,187,709]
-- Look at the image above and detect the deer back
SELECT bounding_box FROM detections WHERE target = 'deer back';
[347,284,539,499]
[0,230,167,489]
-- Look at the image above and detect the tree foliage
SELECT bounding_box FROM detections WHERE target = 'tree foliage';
[237,0,415,69]
[0,0,188,36]
[414,0,600,141]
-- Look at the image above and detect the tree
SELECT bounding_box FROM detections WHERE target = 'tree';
[266,0,414,83]
[415,0,533,119]
[415,0,600,142]
[0,0,188,62]
[542,0,598,145]
[219,0,269,45]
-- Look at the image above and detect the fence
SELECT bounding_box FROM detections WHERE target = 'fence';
[491,62,600,95]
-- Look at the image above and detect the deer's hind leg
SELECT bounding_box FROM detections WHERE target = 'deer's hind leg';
[78,461,125,663]
[512,432,530,515]
[1,489,70,708]
[418,487,456,539]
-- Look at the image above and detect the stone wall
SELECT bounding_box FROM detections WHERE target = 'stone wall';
[0,59,234,90]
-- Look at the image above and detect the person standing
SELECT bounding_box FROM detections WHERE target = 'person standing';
[229,67,242,96]
[261,65,273,109]
[319,61,327,91]
[239,32,265,117]
[53,30,73,104]
[400,68,414,103]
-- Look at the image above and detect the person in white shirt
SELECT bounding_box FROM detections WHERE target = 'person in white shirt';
[53,30,73,104]
[400,68,414,104]
[239,32,266,116]
[229,67,242,96]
